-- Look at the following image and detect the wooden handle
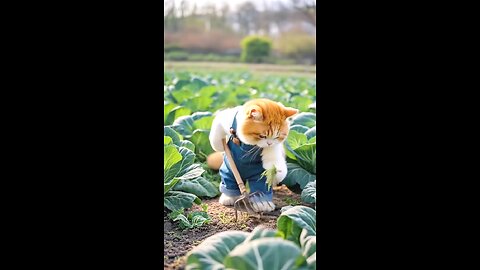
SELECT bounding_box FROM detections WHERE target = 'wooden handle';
[222,138,247,195]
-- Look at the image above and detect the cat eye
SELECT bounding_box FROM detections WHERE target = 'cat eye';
[259,135,266,139]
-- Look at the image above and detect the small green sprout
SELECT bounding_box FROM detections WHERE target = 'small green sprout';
[261,166,277,191]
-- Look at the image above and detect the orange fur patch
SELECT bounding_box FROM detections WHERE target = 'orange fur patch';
[206,151,224,170]
[241,99,298,144]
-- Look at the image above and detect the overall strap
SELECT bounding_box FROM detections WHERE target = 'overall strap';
[232,111,238,129]
[229,111,241,145]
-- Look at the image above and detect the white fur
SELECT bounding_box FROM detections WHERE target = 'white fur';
[218,193,240,206]
[261,143,287,185]
[252,201,275,212]
[209,107,242,152]
[219,193,275,212]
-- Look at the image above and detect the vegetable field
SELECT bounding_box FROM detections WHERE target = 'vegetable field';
[164,65,317,270]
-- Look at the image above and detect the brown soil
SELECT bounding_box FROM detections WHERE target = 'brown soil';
[163,185,311,270]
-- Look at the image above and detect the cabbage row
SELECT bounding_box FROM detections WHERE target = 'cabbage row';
[186,205,317,270]
[164,71,317,210]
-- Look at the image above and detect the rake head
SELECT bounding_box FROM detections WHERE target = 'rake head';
[233,191,275,216]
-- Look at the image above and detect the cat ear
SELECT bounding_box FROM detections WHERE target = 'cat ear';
[246,105,263,120]
[284,107,299,118]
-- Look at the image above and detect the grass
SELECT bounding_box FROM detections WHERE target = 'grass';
[218,212,234,224]
[284,197,302,206]
[164,61,316,78]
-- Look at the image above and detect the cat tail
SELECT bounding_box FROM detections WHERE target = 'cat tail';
[206,152,223,170]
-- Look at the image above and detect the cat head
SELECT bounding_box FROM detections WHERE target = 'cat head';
[238,98,298,148]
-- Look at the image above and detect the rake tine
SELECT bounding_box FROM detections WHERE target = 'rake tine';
[269,200,275,209]
[236,197,251,214]
[240,200,246,212]
[260,192,275,210]
[249,201,257,213]
[247,200,257,214]
[255,192,268,211]
[259,192,274,209]
[257,192,271,211]
[245,196,257,213]
[250,194,262,213]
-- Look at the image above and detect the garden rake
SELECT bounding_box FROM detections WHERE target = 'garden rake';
[222,139,276,221]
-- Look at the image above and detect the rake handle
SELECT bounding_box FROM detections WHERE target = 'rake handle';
[222,138,248,195]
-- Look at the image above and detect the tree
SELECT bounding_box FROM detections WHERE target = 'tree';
[236,2,259,35]
[291,0,316,26]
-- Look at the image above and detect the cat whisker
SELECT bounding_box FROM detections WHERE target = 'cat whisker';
[250,146,262,162]
[247,149,256,162]
[241,145,260,159]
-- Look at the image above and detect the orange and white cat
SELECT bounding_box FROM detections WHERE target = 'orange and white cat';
[207,98,298,212]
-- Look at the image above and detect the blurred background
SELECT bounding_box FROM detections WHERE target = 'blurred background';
[164,0,316,66]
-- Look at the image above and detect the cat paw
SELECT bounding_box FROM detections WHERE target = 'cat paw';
[273,164,287,185]
[219,193,240,206]
[263,163,287,185]
[251,200,276,212]
[262,161,274,171]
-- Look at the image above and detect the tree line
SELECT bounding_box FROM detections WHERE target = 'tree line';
[164,0,316,36]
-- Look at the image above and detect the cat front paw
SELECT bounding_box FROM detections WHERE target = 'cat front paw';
[262,161,274,171]
[251,200,276,212]
[274,168,287,185]
[263,163,287,186]
[273,163,287,185]
[219,193,240,206]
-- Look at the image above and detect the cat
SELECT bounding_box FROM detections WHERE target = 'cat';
[207,98,298,212]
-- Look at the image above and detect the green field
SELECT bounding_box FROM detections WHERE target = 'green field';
[163,63,317,269]
[164,61,316,207]
[164,61,316,78]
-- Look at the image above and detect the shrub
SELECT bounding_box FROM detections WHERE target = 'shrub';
[164,51,189,61]
[274,32,316,62]
[164,44,184,53]
[240,36,272,63]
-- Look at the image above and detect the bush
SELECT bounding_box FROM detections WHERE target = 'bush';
[240,36,272,63]
[165,51,189,61]
[274,32,316,63]
[164,44,184,53]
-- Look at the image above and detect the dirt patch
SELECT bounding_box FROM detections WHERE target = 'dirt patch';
[163,185,311,270]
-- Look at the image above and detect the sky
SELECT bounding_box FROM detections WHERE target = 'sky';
[169,0,294,13]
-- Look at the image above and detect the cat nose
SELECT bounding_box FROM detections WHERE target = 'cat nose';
[267,142,272,146]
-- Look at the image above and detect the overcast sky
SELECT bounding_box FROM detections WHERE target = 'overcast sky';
[169,0,294,12]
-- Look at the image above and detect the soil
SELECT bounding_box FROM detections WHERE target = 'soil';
[163,185,311,270]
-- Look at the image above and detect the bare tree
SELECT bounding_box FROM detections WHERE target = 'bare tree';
[219,3,230,30]
[236,2,259,35]
[270,2,291,34]
[291,0,316,26]
[180,0,187,19]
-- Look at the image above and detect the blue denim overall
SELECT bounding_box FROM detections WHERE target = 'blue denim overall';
[218,111,273,201]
